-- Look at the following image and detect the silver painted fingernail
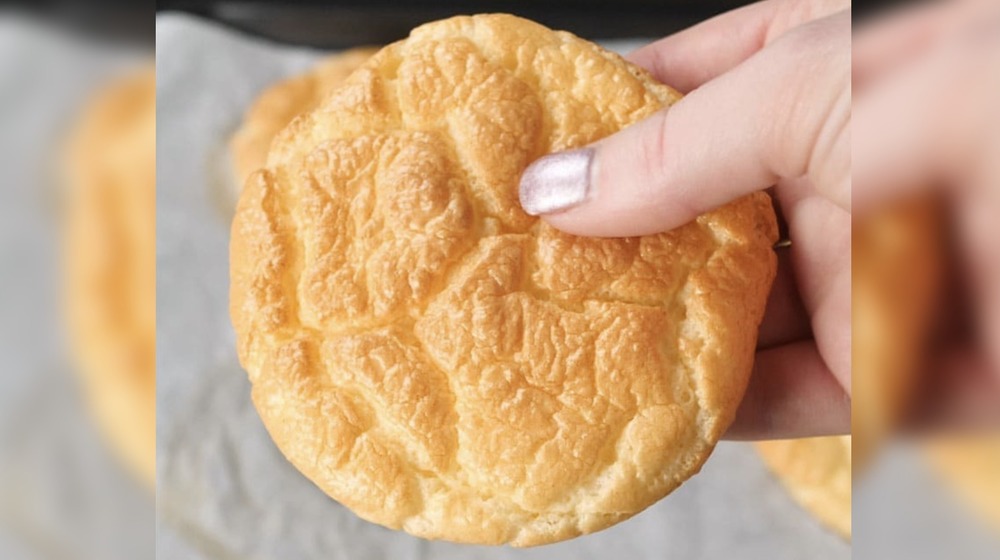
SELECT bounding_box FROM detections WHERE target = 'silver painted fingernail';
[519,148,594,216]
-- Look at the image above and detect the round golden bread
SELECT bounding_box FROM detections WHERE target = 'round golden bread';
[231,14,778,546]
[926,436,1000,532]
[65,67,156,485]
[852,199,942,467]
[756,437,852,540]
[230,48,377,183]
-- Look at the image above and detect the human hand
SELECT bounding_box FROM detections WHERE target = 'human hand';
[518,0,852,440]
[853,0,1000,435]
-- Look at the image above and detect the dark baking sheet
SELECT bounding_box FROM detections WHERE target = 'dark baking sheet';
[157,0,750,46]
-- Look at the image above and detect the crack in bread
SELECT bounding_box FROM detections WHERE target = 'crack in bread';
[230,48,378,183]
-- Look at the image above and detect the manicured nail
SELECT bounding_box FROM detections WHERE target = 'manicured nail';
[519,148,594,216]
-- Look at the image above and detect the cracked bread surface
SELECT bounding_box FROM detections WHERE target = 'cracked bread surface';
[230,48,377,183]
[230,14,778,546]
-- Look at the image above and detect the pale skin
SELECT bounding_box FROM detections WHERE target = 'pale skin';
[520,0,1000,439]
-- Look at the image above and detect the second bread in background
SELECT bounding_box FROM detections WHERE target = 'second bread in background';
[756,437,852,540]
[64,67,157,486]
[926,437,1000,534]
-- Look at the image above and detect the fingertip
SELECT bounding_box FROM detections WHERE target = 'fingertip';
[518,112,695,238]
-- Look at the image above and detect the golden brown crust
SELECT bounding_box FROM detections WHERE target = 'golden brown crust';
[229,48,377,183]
[756,437,852,540]
[65,67,156,485]
[926,437,1000,532]
[231,14,778,545]
[852,199,942,467]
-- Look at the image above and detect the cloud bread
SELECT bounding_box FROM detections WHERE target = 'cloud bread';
[852,199,942,467]
[927,437,1000,533]
[230,48,377,183]
[756,437,852,540]
[230,14,778,546]
[65,67,156,485]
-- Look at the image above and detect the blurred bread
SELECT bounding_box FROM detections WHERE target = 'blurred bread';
[229,48,376,183]
[926,436,1000,532]
[230,14,778,546]
[852,199,942,466]
[756,437,852,539]
[65,67,156,485]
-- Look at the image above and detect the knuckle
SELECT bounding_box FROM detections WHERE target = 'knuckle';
[766,13,850,183]
[630,109,671,203]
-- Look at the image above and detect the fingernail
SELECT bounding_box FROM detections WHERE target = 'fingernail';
[519,148,594,216]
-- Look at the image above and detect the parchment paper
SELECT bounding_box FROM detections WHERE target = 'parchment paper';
[154,13,849,560]
[855,444,1000,560]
